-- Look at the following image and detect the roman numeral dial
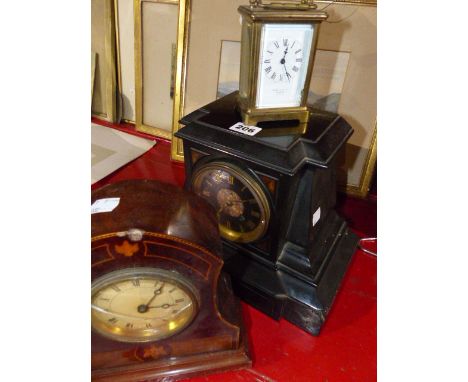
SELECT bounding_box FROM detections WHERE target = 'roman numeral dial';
[91,268,198,343]
[255,23,314,109]
[262,38,303,83]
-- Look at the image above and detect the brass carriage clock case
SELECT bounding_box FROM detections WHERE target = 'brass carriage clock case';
[238,0,328,125]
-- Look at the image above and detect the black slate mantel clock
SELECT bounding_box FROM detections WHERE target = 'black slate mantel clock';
[175,92,359,335]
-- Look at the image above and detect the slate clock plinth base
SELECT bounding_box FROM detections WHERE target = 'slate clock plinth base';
[222,215,358,336]
[176,92,359,335]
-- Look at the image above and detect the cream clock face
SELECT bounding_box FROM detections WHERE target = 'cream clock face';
[256,23,314,109]
[91,268,198,342]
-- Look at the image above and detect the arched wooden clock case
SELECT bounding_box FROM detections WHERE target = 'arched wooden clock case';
[175,92,359,336]
[91,180,250,381]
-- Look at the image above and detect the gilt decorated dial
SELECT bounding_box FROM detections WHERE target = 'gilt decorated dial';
[91,268,198,343]
[191,162,270,244]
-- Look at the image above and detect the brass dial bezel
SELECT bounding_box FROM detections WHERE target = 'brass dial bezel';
[192,162,271,243]
[91,267,199,343]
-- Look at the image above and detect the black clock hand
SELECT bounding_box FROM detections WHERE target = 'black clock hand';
[279,44,291,81]
[280,46,289,65]
[283,64,291,82]
[146,283,165,305]
[137,283,165,313]
[147,303,176,309]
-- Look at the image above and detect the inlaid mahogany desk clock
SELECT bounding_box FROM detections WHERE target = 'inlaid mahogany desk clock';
[175,92,359,335]
[91,180,250,381]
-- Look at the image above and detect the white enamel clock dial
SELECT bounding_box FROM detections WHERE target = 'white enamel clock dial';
[256,23,314,109]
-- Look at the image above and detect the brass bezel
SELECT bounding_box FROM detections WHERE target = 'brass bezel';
[91,267,199,343]
[191,162,271,244]
[134,0,190,140]
[114,0,135,123]
[113,0,124,122]
[237,5,328,125]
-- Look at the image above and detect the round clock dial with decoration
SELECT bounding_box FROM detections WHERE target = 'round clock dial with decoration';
[175,86,359,337]
[91,268,198,343]
[191,162,270,244]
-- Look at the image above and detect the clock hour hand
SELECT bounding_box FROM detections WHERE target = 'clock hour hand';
[280,46,289,66]
[147,303,177,309]
[137,283,165,313]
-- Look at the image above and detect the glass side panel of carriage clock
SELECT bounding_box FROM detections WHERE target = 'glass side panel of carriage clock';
[256,23,314,109]
[239,18,251,100]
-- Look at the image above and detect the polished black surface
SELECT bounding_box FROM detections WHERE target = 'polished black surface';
[176,94,359,335]
[178,92,353,174]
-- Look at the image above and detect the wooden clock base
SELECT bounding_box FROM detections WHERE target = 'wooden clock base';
[93,326,251,382]
[92,273,251,382]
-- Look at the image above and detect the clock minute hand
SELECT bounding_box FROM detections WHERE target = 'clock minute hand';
[283,64,291,82]
[279,47,291,82]
[137,282,165,313]
[147,282,165,304]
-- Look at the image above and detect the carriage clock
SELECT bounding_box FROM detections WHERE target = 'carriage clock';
[91,180,250,381]
[237,0,328,125]
[175,92,359,335]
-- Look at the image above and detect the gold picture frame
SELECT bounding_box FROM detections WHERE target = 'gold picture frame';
[134,0,190,141]
[345,125,376,198]
[114,0,135,123]
[91,0,118,123]
[171,0,246,161]
[316,3,376,197]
